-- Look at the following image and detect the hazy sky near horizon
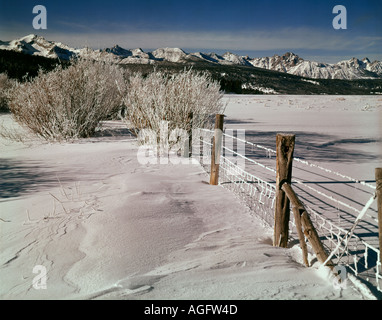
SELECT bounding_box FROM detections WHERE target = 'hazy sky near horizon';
[0,0,381,63]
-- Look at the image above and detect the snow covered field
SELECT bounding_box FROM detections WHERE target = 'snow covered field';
[223,94,381,232]
[0,95,381,300]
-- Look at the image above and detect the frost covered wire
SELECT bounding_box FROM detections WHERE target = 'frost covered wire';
[201,128,376,223]
[293,156,376,191]
[220,129,377,220]
[219,156,276,226]
[291,177,362,215]
[221,129,376,191]
[323,195,376,265]
[197,130,276,227]
[307,203,381,292]
[221,130,277,158]
[222,144,276,175]
[198,128,381,293]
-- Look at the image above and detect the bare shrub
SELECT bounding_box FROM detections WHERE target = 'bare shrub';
[8,58,125,141]
[121,68,224,144]
[0,73,14,112]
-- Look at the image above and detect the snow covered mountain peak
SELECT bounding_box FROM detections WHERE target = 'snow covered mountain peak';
[222,52,251,66]
[104,45,132,58]
[151,47,188,62]
[0,35,381,80]
[279,52,303,65]
[19,34,40,42]
[0,34,75,60]
[363,57,371,63]
[249,53,382,80]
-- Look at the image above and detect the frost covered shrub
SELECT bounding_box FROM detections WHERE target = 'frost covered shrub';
[0,73,14,112]
[9,58,125,141]
[122,69,224,140]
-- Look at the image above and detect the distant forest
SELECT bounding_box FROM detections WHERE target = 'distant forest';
[0,50,68,81]
[1,49,381,95]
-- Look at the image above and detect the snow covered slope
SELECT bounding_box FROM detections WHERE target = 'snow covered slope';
[0,34,76,60]
[248,53,382,80]
[151,47,188,62]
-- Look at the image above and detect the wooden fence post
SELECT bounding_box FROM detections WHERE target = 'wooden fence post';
[300,209,334,268]
[274,134,295,247]
[281,183,309,266]
[376,168,382,252]
[281,182,335,268]
[210,114,224,185]
[183,112,193,158]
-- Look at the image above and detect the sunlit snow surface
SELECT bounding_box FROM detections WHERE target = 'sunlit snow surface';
[0,95,381,300]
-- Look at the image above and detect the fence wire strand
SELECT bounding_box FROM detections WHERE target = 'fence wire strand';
[196,128,381,294]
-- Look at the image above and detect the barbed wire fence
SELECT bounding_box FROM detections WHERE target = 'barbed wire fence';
[194,126,381,295]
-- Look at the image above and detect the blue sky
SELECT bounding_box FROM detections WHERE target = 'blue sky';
[0,0,381,63]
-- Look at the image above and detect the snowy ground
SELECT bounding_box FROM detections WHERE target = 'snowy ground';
[0,95,381,300]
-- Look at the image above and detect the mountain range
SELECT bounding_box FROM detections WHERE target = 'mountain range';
[1,34,381,81]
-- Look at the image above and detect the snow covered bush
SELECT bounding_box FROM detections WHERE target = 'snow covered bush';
[121,69,224,141]
[0,73,14,112]
[8,58,125,141]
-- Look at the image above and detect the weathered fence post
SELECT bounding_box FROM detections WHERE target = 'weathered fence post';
[376,168,382,251]
[281,183,309,266]
[281,182,335,268]
[274,134,295,247]
[183,112,193,158]
[210,114,224,185]
[300,209,334,268]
